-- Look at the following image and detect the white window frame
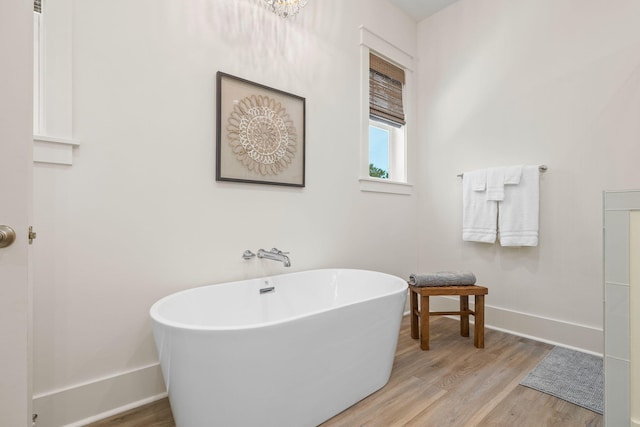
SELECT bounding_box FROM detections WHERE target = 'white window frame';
[33,0,80,166]
[358,26,413,195]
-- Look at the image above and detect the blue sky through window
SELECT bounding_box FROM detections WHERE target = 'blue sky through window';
[369,125,389,174]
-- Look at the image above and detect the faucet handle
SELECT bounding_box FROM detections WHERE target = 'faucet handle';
[271,247,289,255]
[242,250,256,260]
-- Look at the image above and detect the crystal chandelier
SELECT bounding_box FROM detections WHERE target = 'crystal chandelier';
[264,0,308,18]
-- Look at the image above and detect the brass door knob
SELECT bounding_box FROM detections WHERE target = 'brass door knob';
[0,225,16,248]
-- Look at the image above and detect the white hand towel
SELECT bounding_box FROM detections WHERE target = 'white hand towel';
[471,169,486,191]
[463,169,497,243]
[486,167,506,201]
[503,165,523,185]
[498,165,539,246]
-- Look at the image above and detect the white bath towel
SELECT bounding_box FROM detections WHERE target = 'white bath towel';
[463,169,497,243]
[486,167,506,201]
[498,165,539,246]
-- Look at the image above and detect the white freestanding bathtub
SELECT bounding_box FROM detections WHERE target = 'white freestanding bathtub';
[150,268,407,427]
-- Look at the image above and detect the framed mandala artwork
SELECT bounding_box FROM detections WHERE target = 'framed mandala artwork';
[216,72,306,187]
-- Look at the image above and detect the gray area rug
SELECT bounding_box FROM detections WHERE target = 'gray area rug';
[520,346,604,414]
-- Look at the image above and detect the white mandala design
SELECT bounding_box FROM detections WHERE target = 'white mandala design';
[227,94,297,176]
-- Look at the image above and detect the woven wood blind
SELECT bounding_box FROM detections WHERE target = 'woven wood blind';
[369,53,405,126]
[34,0,42,13]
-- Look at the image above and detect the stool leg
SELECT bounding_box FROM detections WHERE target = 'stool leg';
[420,295,430,350]
[474,294,485,348]
[460,295,469,337]
[410,289,419,339]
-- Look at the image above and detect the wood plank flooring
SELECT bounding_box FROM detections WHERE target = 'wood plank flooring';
[87,316,602,427]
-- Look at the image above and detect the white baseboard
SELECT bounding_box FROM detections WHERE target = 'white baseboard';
[422,297,603,355]
[33,363,167,427]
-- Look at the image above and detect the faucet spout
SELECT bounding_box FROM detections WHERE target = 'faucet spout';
[257,248,291,267]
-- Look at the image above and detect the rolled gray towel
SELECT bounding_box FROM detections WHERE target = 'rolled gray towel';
[409,271,476,287]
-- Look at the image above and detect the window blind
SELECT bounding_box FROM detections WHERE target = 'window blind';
[34,0,42,13]
[369,53,405,126]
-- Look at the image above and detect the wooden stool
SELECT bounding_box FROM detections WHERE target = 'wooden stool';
[409,284,488,350]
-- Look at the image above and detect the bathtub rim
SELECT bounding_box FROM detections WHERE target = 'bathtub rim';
[149,268,408,332]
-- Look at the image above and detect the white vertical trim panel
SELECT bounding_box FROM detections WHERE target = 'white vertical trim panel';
[629,211,640,424]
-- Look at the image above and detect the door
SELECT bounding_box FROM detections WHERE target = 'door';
[0,1,33,426]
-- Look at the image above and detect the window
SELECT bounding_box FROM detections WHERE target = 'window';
[359,27,413,195]
[369,123,390,178]
[368,53,406,182]
[369,120,405,181]
[369,53,406,182]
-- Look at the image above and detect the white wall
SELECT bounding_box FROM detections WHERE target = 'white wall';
[32,0,418,425]
[417,0,640,352]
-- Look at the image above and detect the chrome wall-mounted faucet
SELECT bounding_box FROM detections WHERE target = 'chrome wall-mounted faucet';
[257,248,291,267]
[242,250,256,260]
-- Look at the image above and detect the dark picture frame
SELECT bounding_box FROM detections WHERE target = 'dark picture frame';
[216,72,306,187]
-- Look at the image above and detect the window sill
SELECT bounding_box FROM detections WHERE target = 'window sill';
[34,135,80,165]
[358,177,413,195]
